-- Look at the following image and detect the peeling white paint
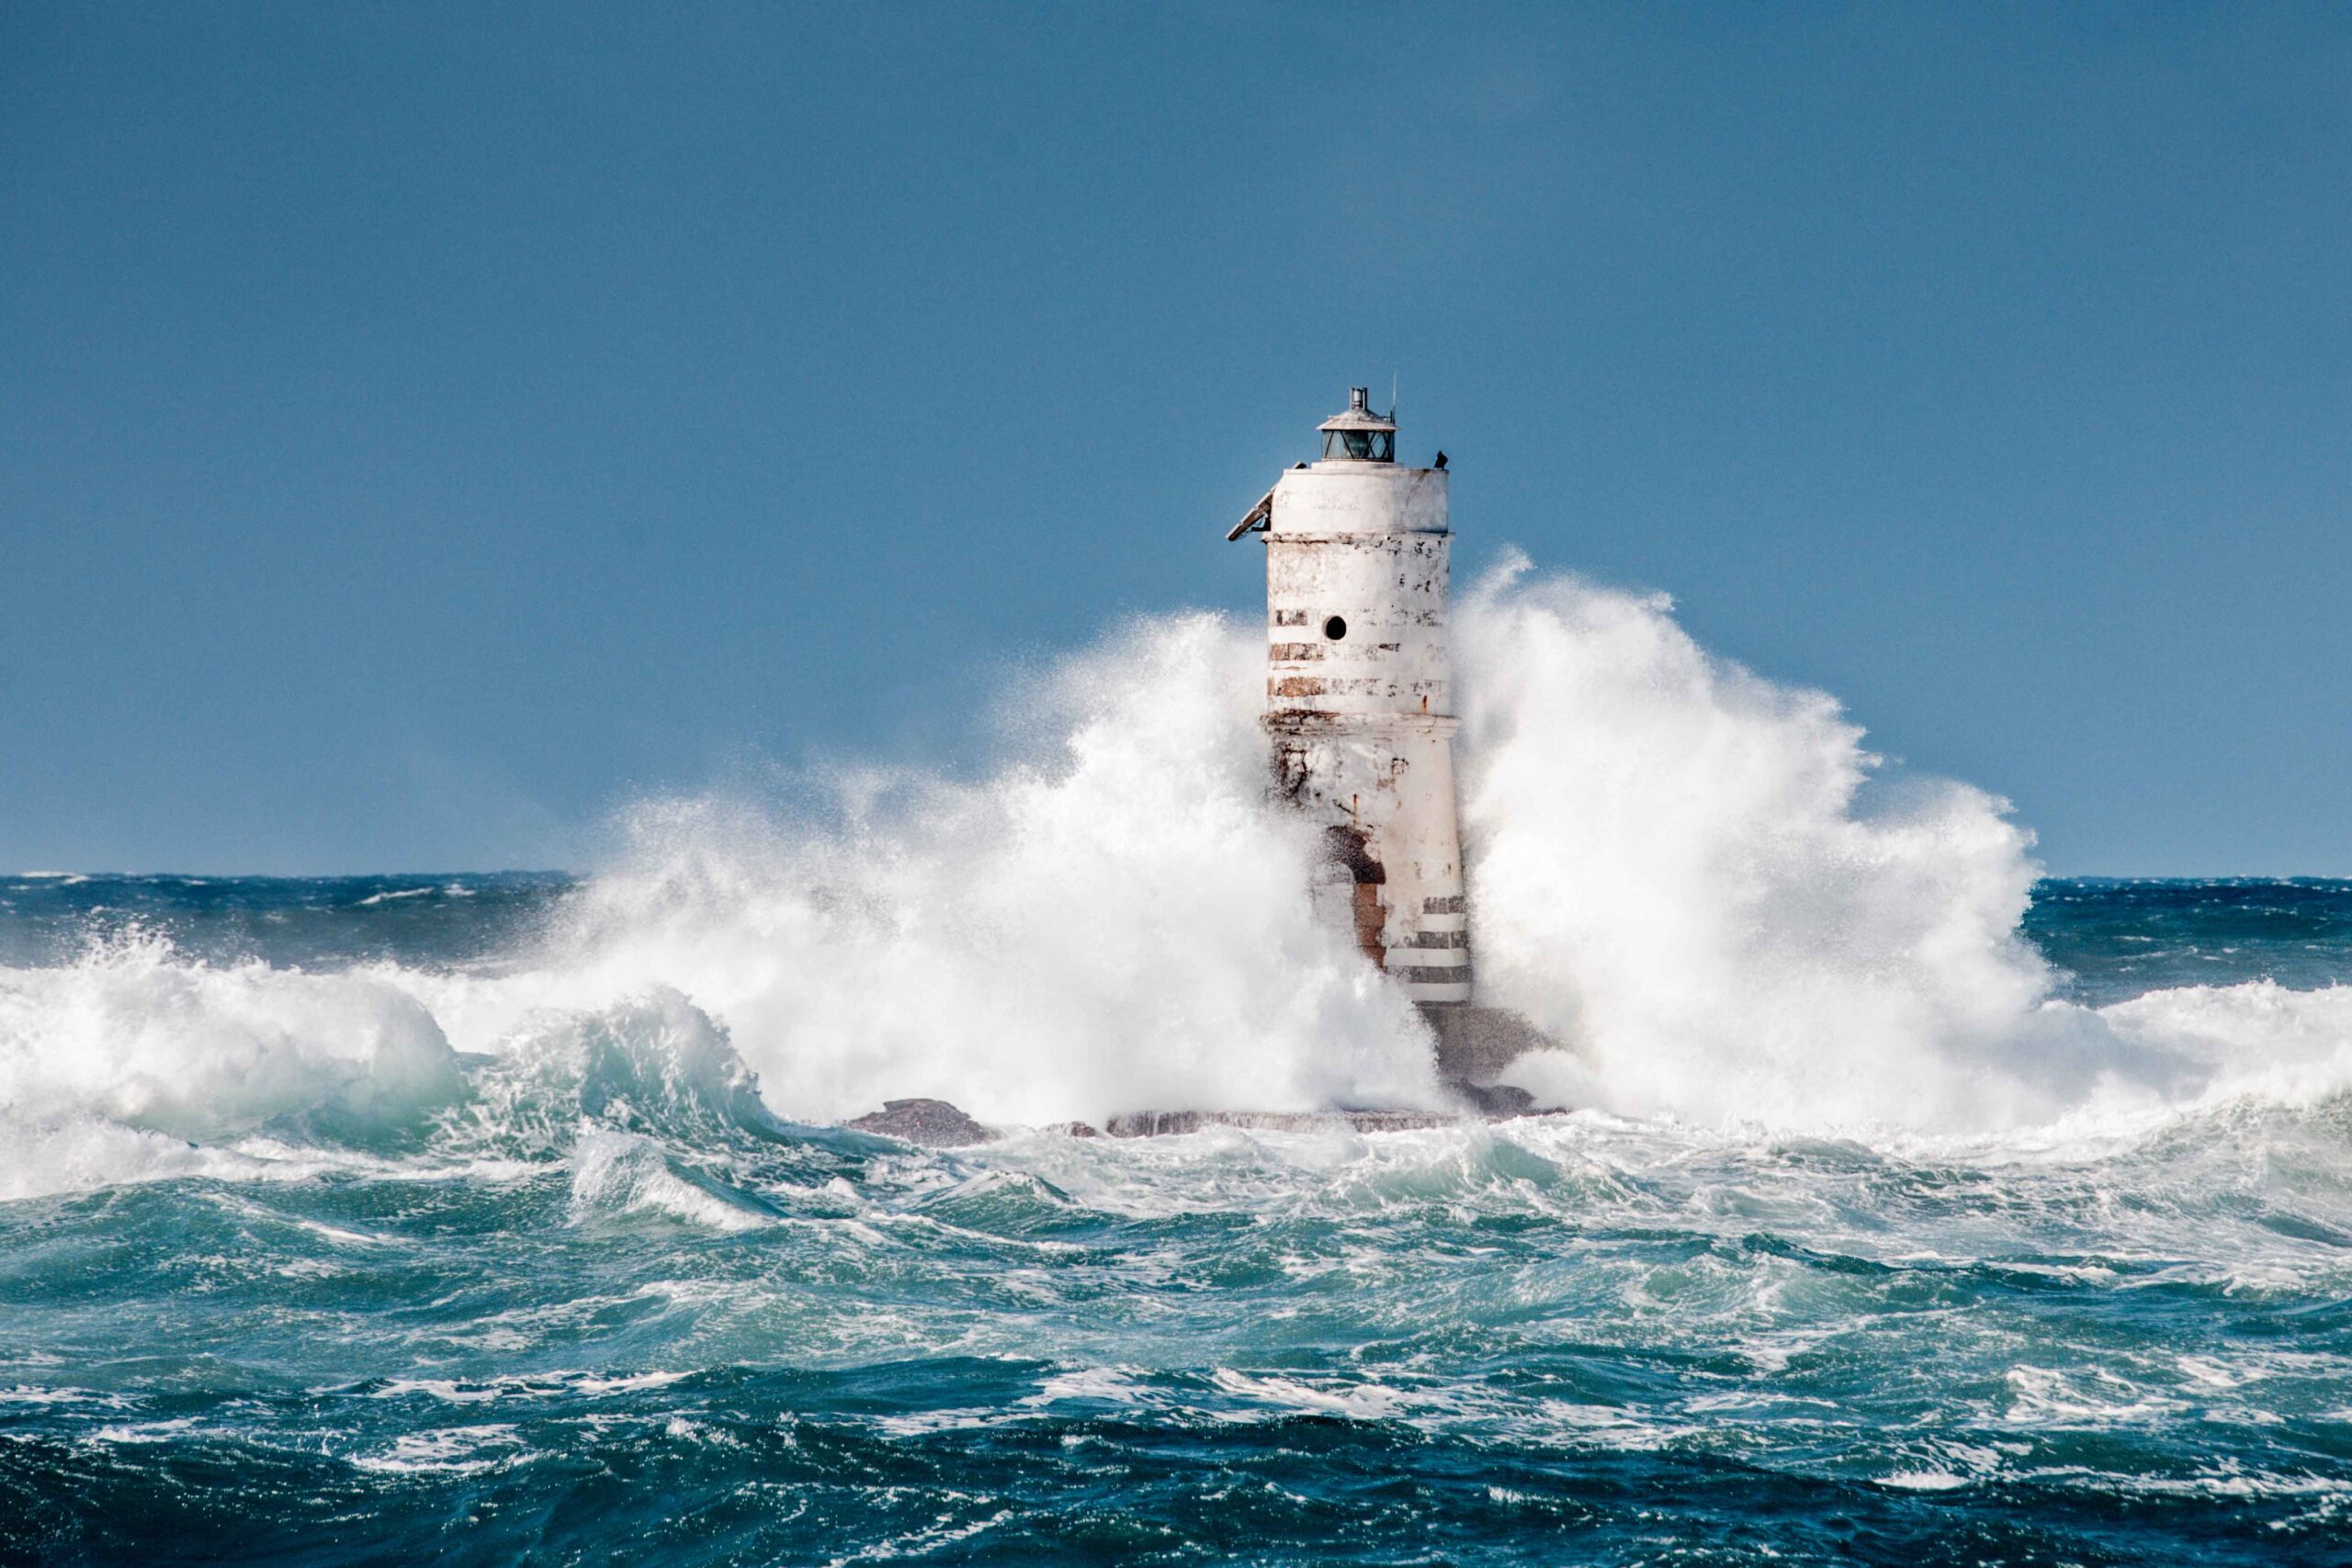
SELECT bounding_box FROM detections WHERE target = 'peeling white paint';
[1248,390,1472,1006]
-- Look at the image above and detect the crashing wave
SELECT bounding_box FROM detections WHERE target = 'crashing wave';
[5,567,2350,1201]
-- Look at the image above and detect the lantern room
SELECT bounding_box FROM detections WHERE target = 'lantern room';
[1317,387,1396,463]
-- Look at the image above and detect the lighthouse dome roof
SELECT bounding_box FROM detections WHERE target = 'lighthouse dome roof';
[1317,386,1396,434]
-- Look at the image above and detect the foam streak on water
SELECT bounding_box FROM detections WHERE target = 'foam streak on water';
[4,572,2351,1563]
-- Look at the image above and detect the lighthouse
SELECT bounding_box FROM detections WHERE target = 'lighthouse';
[1228,388,1472,1009]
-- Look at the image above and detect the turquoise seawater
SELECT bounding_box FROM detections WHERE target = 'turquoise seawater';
[4,874,2352,1564]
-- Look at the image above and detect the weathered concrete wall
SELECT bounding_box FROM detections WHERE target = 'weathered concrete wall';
[1260,458,1471,1006]
[1263,535,1451,716]
[1270,463,1449,536]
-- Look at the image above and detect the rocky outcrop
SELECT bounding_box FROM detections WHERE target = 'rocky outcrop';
[1103,1108,1471,1137]
[1450,1079,1537,1117]
[844,1098,995,1146]
[1423,1005,1556,1088]
[842,1059,1552,1147]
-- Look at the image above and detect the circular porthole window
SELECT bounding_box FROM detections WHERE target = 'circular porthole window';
[1323,615,1348,640]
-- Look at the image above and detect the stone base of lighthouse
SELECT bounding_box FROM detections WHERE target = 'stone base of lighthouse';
[1423,1005,1556,1098]
[1266,712,1472,1005]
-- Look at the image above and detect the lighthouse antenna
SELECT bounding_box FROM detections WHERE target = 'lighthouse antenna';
[1390,372,1399,425]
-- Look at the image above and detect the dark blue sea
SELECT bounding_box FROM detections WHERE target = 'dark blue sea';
[3,873,2351,1564]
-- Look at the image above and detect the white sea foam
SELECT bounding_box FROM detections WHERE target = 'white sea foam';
[356,886,435,906]
[1209,1368,1409,1421]
[5,567,2352,1203]
[348,1424,527,1475]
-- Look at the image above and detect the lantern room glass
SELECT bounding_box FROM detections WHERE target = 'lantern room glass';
[1322,429,1394,462]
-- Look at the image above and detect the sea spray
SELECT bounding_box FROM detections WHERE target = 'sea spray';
[525,613,1441,1126]
[1454,558,2066,1127]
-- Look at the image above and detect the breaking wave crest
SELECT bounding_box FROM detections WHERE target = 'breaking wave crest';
[1449,559,2352,1133]
[4,568,2351,1201]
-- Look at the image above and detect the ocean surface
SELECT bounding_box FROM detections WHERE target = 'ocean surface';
[2,873,2349,1565]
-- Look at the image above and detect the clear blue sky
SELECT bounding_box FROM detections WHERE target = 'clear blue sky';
[5,3,2346,875]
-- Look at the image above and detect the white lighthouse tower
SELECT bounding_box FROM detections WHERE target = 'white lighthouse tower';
[1228,388,1471,1008]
